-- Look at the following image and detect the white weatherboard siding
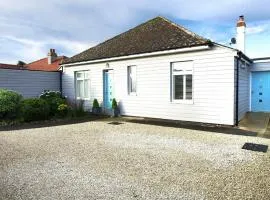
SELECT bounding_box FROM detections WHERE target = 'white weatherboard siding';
[62,46,236,125]
[251,61,270,72]
[0,69,60,98]
[238,62,250,120]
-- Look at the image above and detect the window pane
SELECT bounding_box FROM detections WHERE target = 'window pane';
[186,75,192,100]
[131,77,136,93]
[77,80,83,98]
[84,79,89,98]
[129,66,137,93]
[85,72,89,79]
[174,75,183,99]
[132,66,136,92]
[77,72,83,79]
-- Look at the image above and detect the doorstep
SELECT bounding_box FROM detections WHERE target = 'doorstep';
[239,112,270,138]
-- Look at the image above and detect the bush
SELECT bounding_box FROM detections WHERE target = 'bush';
[92,99,100,108]
[66,99,86,117]
[40,90,66,116]
[57,104,69,118]
[22,98,50,122]
[74,100,85,117]
[112,98,117,109]
[0,89,23,120]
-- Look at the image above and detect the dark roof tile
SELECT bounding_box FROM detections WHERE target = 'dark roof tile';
[63,16,211,64]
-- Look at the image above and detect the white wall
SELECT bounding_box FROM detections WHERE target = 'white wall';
[62,46,236,125]
[237,61,250,120]
[0,69,60,98]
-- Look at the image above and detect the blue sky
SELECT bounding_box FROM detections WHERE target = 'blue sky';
[0,0,269,64]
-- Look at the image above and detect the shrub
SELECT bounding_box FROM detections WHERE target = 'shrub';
[40,90,66,116]
[0,89,23,120]
[66,99,86,117]
[112,98,117,109]
[74,100,85,117]
[92,99,100,108]
[57,104,69,118]
[22,98,50,122]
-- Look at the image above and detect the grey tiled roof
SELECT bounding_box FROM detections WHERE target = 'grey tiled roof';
[63,16,211,64]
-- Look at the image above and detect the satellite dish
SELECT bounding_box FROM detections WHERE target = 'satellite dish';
[230,37,236,44]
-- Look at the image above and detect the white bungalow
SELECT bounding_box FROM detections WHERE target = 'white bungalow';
[61,16,270,126]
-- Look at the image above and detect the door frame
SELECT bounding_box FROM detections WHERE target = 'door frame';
[251,71,270,112]
[103,69,114,113]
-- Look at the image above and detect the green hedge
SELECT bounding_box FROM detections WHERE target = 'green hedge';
[0,89,23,120]
[21,98,50,122]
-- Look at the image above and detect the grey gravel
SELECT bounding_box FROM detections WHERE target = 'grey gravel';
[0,121,270,199]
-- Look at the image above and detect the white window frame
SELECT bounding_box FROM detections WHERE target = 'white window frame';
[171,61,193,104]
[128,65,137,95]
[75,70,90,100]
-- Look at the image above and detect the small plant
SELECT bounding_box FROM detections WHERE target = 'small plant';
[112,98,117,109]
[57,103,69,118]
[92,99,101,115]
[93,99,100,108]
[111,98,119,117]
[21,98,50,122]
[0,89,23,120]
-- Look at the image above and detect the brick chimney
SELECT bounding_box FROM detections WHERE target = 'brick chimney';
[236,15,246,53]
[47,49,58,64]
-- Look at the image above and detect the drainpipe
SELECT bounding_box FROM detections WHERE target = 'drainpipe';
[235,53,241,126]
[59,70,63,96]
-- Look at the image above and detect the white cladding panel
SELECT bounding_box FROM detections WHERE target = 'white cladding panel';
[238,62,250,120]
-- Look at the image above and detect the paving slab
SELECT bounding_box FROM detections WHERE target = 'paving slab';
[239,112,270,137]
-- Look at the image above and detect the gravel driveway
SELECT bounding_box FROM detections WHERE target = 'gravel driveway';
[1,121,270,199]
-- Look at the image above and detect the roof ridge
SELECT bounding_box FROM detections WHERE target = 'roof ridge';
[27,57,47,65]
[158,16,209,41]
[27,56,66,65]
[77,16,209,52]
[63,16,211,64]
[92,16,170,48]
[0,63,17,66]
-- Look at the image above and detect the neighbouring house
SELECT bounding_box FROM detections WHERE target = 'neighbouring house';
[0,49,66,97]
[27,49,67,71]
[60,16,269,126]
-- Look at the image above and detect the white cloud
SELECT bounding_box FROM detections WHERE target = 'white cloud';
[0,35,93,63]
[246,25,267,35]
[0,0,270,62]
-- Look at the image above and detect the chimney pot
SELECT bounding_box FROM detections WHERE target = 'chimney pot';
[236,15,246,53]
[48,48,58,64]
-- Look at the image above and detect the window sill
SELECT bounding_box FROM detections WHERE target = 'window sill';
[171,100,193,104]
[128,92,137,96]
[76,97,90,101]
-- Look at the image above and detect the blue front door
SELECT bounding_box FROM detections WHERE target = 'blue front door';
[103,70,114,110]
[251,71,270,112]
